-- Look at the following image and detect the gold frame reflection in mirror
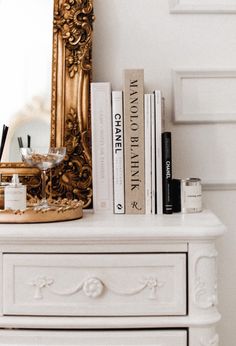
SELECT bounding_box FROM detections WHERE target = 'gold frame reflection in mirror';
[0,0,94,208]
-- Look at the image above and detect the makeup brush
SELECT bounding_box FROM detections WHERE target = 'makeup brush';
[17,137,23,149]
[0,124,9,162]
[27,135,31,148]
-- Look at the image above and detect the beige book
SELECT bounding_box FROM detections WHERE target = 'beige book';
[123,69,145,214]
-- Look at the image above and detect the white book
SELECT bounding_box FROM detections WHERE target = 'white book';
[144,94,152,215]
[91,82,113,213]
[154,90,163,215]
[150,93,156,215]
[112,91,125,214]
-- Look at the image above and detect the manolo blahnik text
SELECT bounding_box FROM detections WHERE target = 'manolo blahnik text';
[124,69,145,214]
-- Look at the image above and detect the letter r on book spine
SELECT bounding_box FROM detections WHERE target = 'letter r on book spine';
[91,82,113,213]
[123,69,145,214]
[112,91,125,214]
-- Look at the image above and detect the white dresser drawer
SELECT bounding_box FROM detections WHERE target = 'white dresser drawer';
[0,330,187,346]
[3,253,186,316]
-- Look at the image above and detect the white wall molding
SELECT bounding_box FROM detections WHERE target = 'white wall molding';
[169,0,236,14]
[173,69,236,123]
[202,181,236,191]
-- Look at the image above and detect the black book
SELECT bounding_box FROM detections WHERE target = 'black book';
[162,132,173,214]
[172,179,181,213]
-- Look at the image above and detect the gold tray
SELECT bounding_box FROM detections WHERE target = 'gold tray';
[0,199,83,223]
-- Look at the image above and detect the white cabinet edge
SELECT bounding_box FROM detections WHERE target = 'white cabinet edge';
[0,313,221,329]
[0,329,187,346]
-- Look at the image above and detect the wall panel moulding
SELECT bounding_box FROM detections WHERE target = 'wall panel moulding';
[173,69,236,123]
[203,181,236,191]
[169,0,236,14]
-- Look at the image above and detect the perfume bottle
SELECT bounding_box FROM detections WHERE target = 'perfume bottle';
[4,174,26,210]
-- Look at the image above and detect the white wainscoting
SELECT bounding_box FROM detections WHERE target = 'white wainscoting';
[169,0,236,13]
[202,181,236,191]
[173,69,236,123]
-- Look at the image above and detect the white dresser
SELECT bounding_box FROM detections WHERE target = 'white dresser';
[0,210,225,345]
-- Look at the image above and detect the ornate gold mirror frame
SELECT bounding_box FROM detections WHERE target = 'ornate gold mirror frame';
[0,0,94,208]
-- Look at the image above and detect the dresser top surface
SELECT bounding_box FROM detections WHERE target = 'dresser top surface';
[0,210,226,243]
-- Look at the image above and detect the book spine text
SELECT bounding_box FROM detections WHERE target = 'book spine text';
[123,69,145,214]
[91,82,113,213]
[162,131,173,214]
[112,91,125,214]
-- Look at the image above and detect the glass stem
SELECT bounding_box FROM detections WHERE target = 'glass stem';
[41,169,47,204]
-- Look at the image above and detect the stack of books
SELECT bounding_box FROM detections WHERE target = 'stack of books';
[91,69,172,215]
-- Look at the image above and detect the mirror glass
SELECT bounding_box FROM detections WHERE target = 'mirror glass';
[0,0,53,162]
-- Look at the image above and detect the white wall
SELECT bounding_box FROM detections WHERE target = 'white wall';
[0,0,52,160]
[93,1,236,344]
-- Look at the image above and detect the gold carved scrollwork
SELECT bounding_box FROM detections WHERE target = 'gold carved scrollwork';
[54,0,93,77]
[50,108,92,207]
[50,0,94,207]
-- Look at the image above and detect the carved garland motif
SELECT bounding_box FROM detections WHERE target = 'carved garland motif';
[200,334,219,346]
[193,250,218,309]
[28,276,165,300]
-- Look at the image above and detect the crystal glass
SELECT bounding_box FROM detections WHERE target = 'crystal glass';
[21,147,66,209]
